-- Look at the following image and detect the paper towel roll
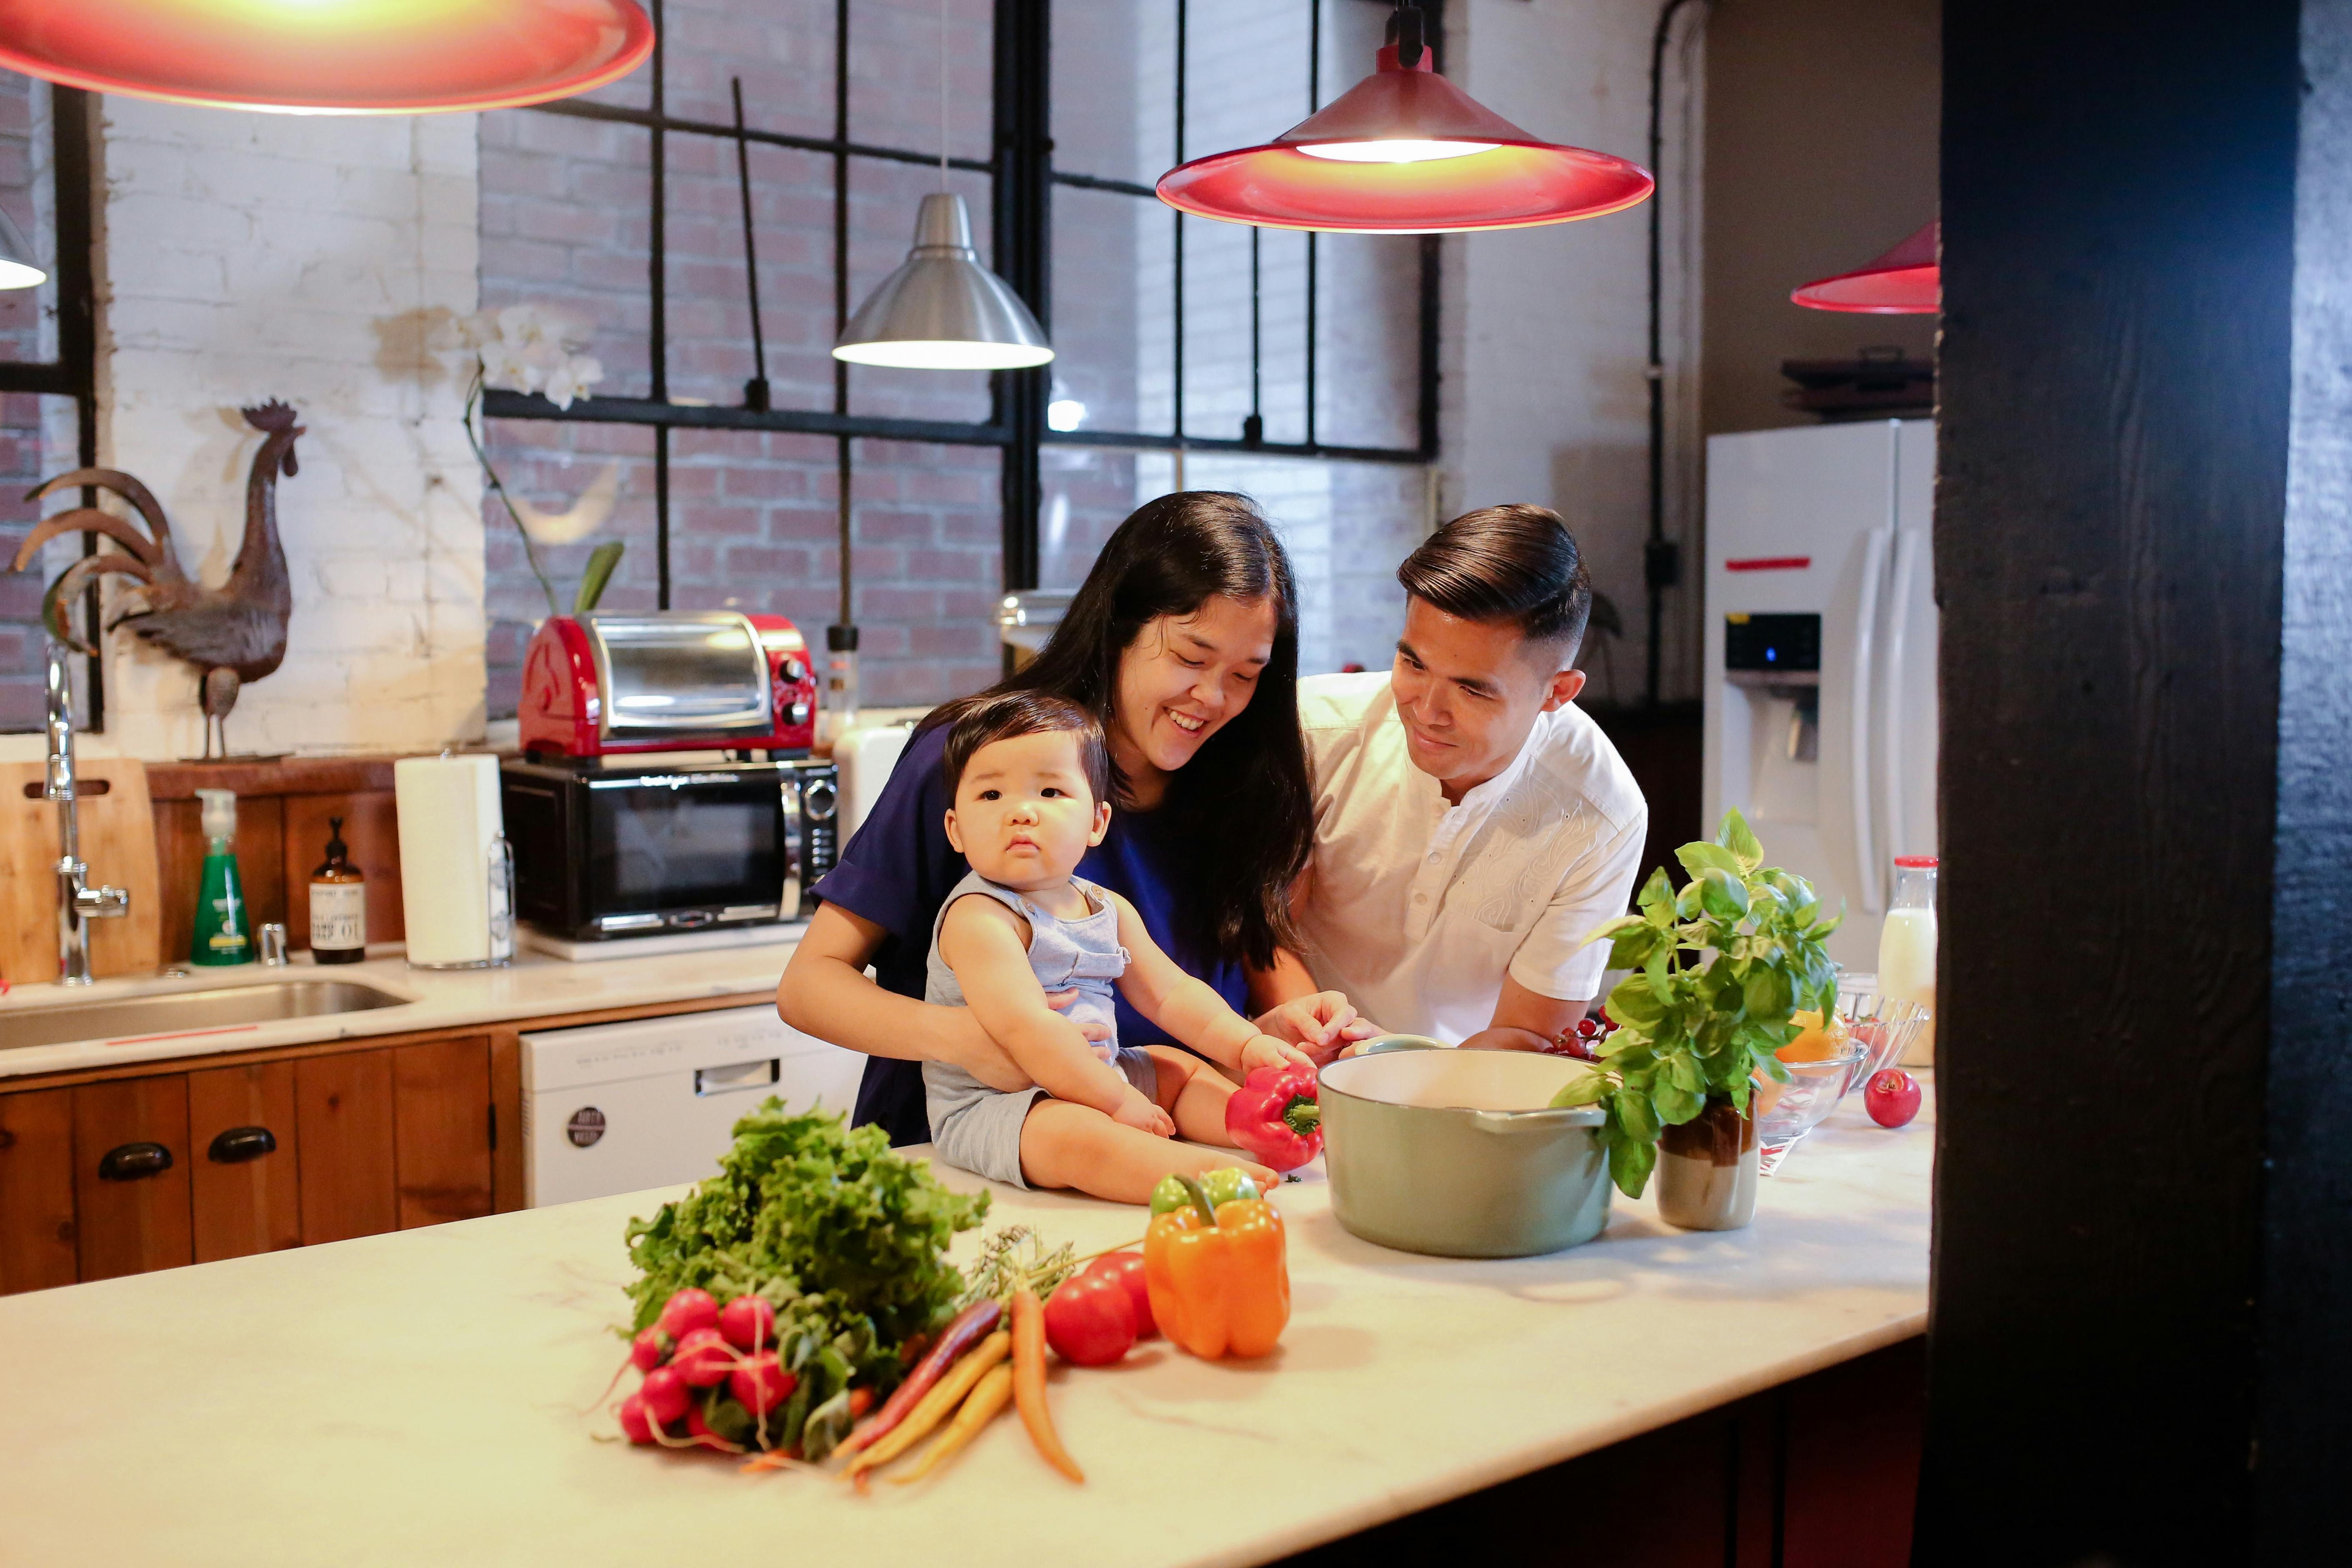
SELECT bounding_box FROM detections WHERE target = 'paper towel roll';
[395,753,504,968]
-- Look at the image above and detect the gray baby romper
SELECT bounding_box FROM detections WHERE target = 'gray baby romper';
[922,869,1158,1186]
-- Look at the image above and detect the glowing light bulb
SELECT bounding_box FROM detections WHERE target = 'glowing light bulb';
[1296,139,1499,165]
[1046,398,1087,432]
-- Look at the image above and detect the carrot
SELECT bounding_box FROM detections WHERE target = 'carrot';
[841,1330,1010,1485]
[837,1298,1002,1458]
[891,1363,1014,1485]
[1010,1286,1083,1483]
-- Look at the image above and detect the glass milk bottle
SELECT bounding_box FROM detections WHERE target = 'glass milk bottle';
[1878,856,1938,1066]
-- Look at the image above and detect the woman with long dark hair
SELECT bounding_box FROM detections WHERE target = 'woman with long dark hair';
[778,491,1369,1146]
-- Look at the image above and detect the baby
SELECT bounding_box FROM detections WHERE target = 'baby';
[922,691,1308,1203]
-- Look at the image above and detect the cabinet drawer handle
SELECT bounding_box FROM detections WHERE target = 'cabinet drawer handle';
[98,1141,173,1181]
[207,1126,278,1164]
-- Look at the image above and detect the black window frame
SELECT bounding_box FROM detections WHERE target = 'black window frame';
[481,0,1440,622]
[0,85,103,727]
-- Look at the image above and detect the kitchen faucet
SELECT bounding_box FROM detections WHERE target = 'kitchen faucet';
[44,643,129,985]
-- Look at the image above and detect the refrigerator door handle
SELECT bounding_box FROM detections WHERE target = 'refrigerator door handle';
[1850,528,1890,916]
[1879,529,1923,866]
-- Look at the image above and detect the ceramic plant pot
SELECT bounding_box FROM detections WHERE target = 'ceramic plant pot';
[1319,1040,1611,1258]
[1654,1095,1759,1231]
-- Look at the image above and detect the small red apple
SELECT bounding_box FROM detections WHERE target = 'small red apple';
[1864,1068,1922,1128]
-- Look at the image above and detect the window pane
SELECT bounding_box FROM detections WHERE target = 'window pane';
[843,157,997,425]
[478,108,655,400]
[0,72,60,367]
[1041,447,1426,677]
[849,0,995,165]
[664,138,837,411]
[1314,233,1420,450]
[1048,185,1163,438]
[0,395,87,730]
[664,0,836,140]
[480,420,662,719]
[1051,0,1176,188]
[847,438,1001,705]
[667,427,840,632]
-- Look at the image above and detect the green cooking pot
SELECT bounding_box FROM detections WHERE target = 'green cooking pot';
[1319,1039,1611,1258]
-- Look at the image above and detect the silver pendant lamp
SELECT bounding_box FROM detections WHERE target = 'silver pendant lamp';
[0,207,46,290]
[832,0,1051,370]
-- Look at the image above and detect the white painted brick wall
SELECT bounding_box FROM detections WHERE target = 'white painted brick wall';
[89,102,485,759]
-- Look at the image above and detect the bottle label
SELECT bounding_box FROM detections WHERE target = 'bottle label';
[311,882,368,953]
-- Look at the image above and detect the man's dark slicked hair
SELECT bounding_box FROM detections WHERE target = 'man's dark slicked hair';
[943,690,1113,805]
[1396,504,1592,655]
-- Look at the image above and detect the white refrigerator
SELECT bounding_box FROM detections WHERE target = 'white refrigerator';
[1702,419,1937,973]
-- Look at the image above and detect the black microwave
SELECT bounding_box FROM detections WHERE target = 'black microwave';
[500,756,837,942]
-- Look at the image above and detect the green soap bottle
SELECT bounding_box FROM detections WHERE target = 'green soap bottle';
[190,787,253,967]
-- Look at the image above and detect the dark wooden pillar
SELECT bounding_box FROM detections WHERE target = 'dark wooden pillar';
[1926,0,2352,1559]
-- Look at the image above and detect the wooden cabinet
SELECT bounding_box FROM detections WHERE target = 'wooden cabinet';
[187,1063,302,1262]
[0,1089,76,1293]
[71,1076,193,1280]
[295,1050,398,1245]
[0,993,765,1295]
[392,1038,493,1229]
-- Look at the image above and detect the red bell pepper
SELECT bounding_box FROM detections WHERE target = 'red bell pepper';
[1224,1063,1323,1171]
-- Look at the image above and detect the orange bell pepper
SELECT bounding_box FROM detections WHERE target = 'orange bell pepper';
[1142,1175,1289,1360]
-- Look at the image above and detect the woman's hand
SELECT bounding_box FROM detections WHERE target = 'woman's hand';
[777,903,1109,1093]
[1255,990,1381,1064]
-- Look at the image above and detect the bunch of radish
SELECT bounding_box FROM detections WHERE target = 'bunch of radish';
[614,1288,805,1454]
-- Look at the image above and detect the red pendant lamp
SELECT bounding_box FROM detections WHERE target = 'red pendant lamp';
[0,0,654,115]
[1156,4,1651,234]
[1792,220,1940,313]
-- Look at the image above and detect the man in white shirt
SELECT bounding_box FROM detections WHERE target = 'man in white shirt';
[1293,505,1648,1050]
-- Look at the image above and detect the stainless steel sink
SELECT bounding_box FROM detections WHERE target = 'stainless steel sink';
[0,979,413,1050]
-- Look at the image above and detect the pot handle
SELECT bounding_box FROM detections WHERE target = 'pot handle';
[1471,1107,1605,1135]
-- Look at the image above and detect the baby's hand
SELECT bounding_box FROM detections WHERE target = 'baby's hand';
[1239,1033,1315,1075]
[1113,1090,1174,1138]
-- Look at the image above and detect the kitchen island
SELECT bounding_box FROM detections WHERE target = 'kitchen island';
[0,1084,1929,1566]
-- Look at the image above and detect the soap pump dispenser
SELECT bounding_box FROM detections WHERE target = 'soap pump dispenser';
[190,787,253,967]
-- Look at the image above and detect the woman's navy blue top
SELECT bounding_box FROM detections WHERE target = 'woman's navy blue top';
[812,723,1250,1145]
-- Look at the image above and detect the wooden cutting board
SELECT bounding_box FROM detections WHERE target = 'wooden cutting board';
[0,760,162,985]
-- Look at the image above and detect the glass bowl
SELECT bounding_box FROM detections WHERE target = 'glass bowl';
[1837,989,1930,1083]
[1755,1042,1867,1175]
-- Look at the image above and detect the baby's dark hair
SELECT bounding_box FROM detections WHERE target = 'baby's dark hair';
[942,690,1113,803]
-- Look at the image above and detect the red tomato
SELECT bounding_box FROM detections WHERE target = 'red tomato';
[1084,1251,1156,1339]
[1865,1069,1923,1128]
[672,1326,735,1388]
[1043,1268,1137,1365]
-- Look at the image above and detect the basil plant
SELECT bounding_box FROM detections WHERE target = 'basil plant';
[1552,808,1842,1200]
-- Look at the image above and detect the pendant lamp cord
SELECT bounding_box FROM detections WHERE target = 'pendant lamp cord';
[939,0,950,189]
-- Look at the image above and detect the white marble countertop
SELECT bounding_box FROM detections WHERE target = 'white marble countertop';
[0,1086,1932,1567]
[0,933,800,1079]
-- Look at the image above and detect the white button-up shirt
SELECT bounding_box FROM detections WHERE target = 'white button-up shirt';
[1294,672,1648,1043]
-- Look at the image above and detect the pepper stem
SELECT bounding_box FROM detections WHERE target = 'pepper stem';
[1175,1173,1219,1227]
[1284,1098,1321,1137]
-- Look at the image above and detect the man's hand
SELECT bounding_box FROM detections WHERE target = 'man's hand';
[1113,1089,1174,1137]
[1239,1032,1315,1075]
[1459,977,1591,1053]
[1256,990,1382,1063]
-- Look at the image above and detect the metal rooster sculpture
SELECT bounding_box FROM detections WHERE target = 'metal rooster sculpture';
[10,401,303,758]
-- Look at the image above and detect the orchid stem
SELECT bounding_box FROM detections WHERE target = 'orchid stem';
[465,369,560,619]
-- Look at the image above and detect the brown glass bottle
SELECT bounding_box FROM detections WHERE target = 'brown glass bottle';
[309,816,368,965]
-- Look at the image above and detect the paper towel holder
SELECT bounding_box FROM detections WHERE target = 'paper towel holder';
[407,832,516,971]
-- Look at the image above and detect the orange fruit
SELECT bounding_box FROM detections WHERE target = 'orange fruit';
[1778,1008,1850,1063]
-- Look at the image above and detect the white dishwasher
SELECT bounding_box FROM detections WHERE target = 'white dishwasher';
[520,1005,868,1207]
